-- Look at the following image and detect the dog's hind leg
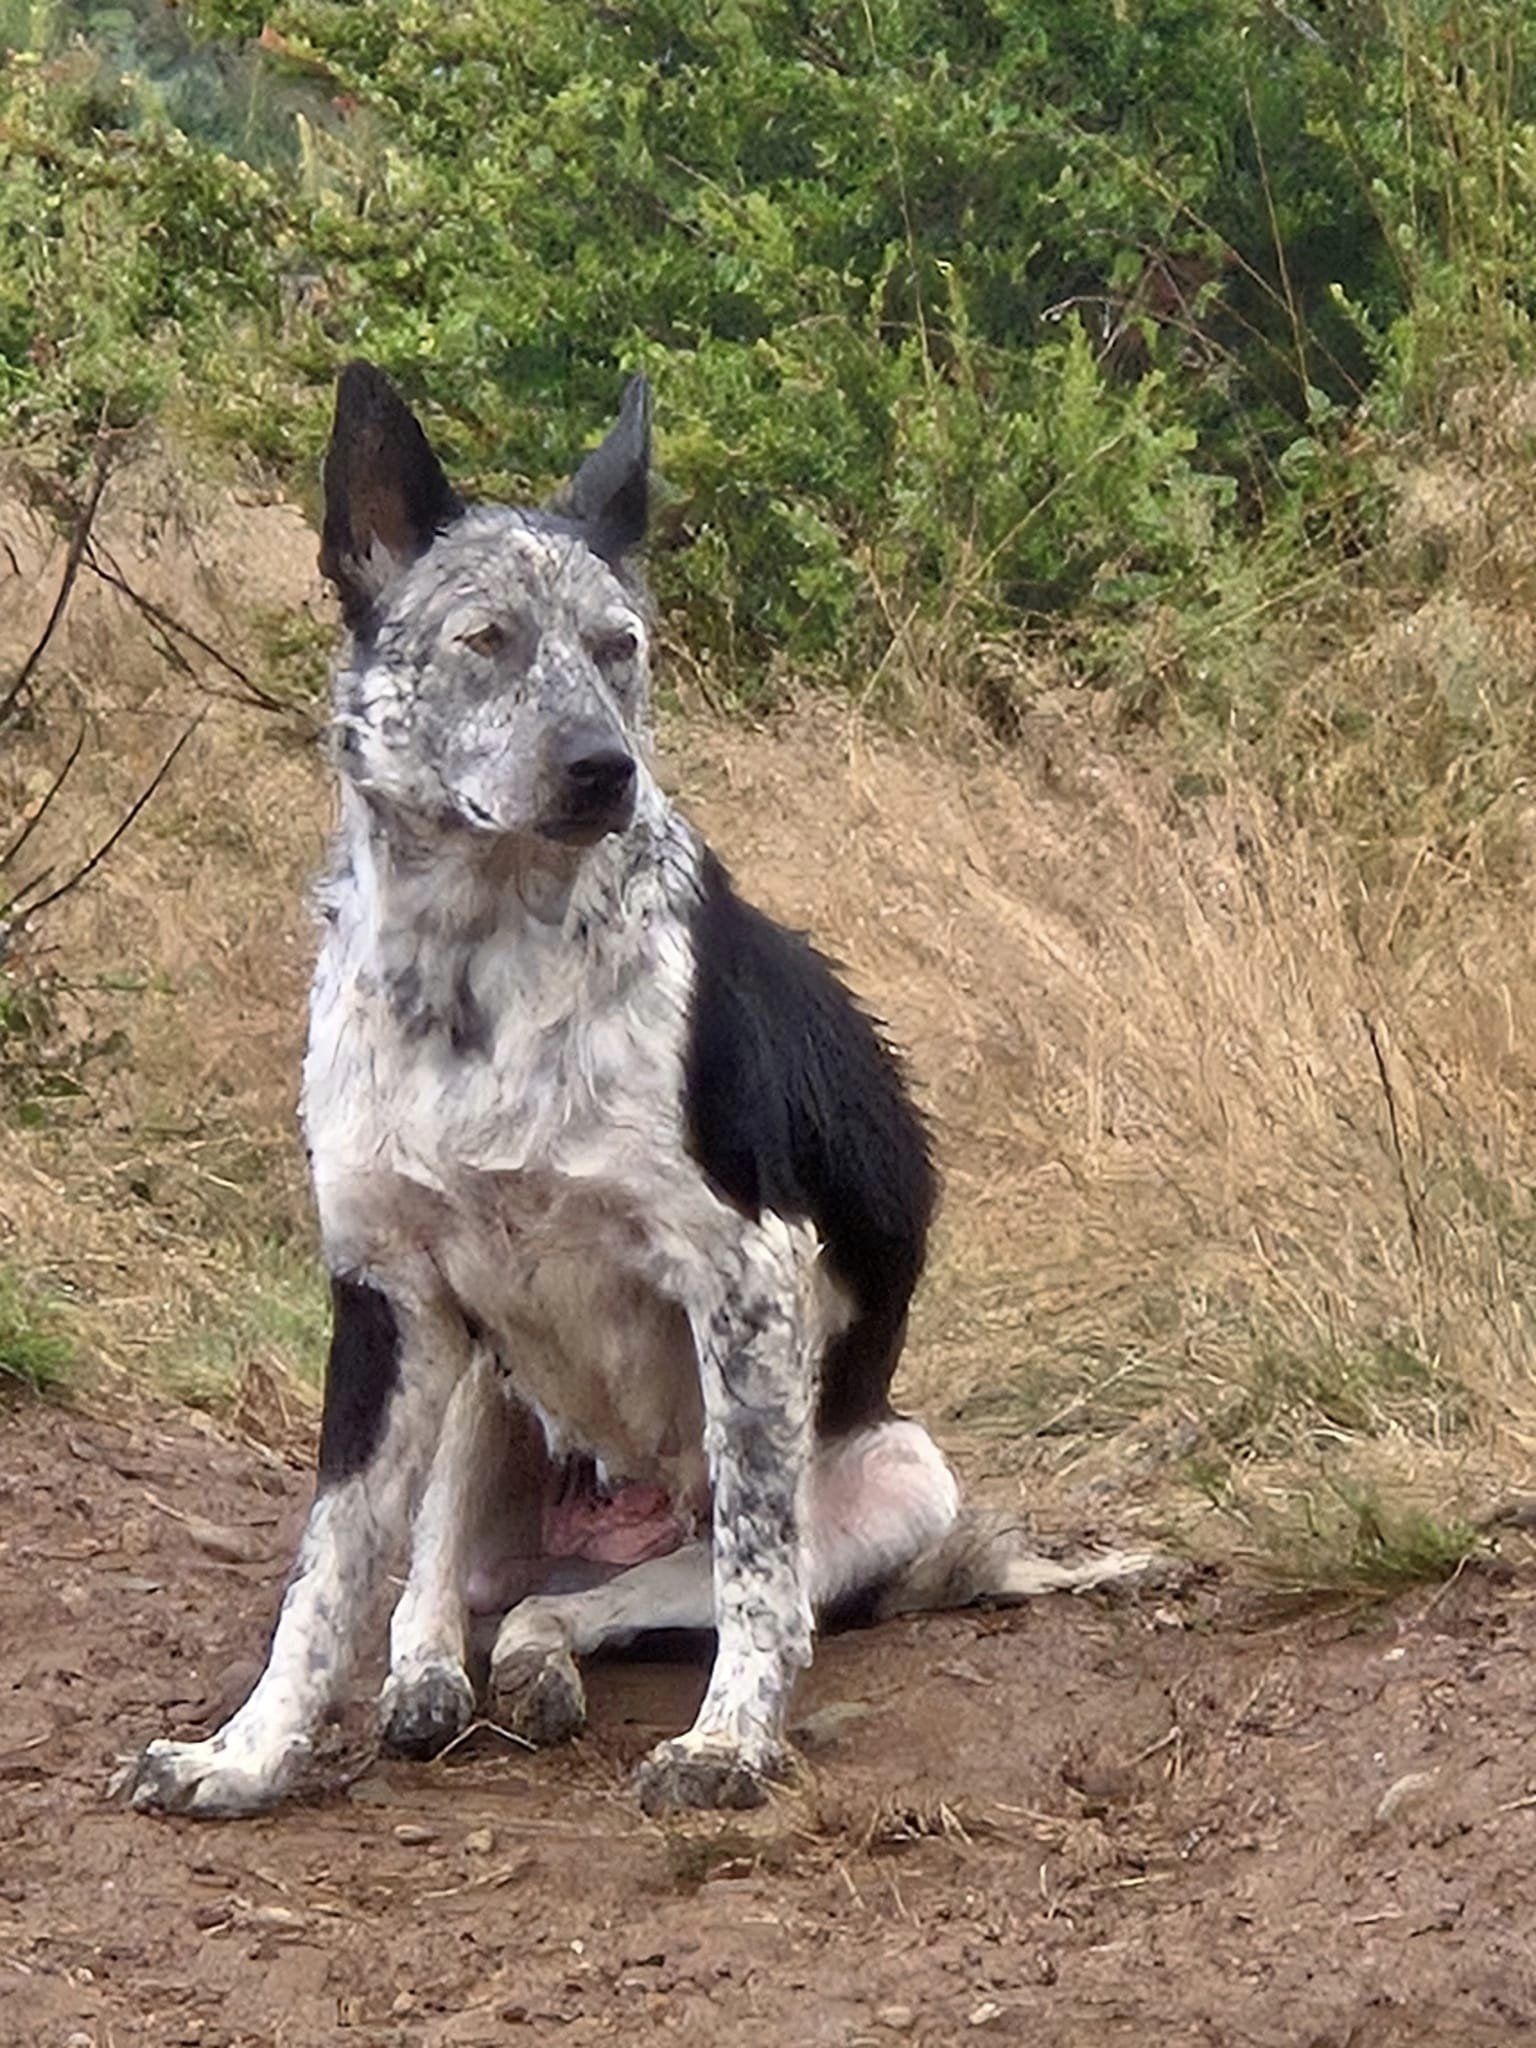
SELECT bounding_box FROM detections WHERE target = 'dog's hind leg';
[489,1543,715,1749]
[807,1417,962,1613]
[379,1353,547,1758]
[872,1521,1159,1617]
[129,1277,466,1818]
[805,1418,1156,1615]
[486,1418,962,1772]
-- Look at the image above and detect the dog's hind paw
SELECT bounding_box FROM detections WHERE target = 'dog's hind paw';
[122,1735,303,1819]
[488,1642,586,1748]
[379,1660,476,1760]
[632,1735,787,1816]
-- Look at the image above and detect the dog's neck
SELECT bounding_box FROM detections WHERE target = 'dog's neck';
[352,789,587,932]
[327,777,671,975]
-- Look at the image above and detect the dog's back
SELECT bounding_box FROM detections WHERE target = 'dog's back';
[685,846,935,1436]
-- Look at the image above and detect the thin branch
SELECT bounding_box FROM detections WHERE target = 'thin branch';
[0,721,86,874]
[83,543,311,722]
[1358,1006,1429,1322]
[0,437,114,729]
[2,720,201,927]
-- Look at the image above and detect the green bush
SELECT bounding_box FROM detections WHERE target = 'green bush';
[0,1264,73,1394]
[2,0,1533,696]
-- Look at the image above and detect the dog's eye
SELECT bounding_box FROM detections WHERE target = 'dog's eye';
[460,623,506,658]
[593,627,640,668]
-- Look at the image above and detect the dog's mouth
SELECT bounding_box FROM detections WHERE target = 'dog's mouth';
[535,814,628,847]
[537,789,638,846]
[445,798,629,846]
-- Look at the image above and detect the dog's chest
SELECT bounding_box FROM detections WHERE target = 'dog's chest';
[305,867,703,1201]
[301,852,719,1480]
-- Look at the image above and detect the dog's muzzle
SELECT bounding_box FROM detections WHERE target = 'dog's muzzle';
[540,727,638,845]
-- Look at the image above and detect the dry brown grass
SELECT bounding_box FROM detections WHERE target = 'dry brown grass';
[1,448,329,1432]
[671,698,1535,1569]
[4,418,1535,1581]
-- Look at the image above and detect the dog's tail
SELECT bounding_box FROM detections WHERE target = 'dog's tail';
[871,1509,1159,1622]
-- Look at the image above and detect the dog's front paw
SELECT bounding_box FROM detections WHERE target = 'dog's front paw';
[632,1734,787,1816]
[379,1661,476,1760]
[123,1735,304,1819]
[489,1642,586,1748]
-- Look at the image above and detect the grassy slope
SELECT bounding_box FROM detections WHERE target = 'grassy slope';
[2,403,1535,1587]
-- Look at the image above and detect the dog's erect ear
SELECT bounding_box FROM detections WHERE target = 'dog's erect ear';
[319,361,463,628]
[563,375,651,568]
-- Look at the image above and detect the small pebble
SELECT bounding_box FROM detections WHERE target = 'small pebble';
[1375,1771,1437,1825]
[192,1901,233,1931]
[969,2002,1004,2028]
[464,1825,495,1854]
[877,2006,916,2032]
[245,1904,306,1930]
[393,1822,439,1845]
[182,1513,266,1565]
[791,1700,875,1752]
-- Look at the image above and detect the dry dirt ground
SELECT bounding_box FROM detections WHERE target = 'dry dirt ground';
[3,1394,1536,2048]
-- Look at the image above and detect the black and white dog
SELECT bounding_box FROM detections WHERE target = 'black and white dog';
[129,367,1146,1819]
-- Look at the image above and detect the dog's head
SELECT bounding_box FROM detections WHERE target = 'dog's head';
[318,363,653,847]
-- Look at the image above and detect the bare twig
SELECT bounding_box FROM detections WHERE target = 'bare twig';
[1359,1007,1429,1292]
[1,719,201,927]
[0,437,114,729]
[430,1716,536,1759]
[83,542,308,721]
[0,721,85,873]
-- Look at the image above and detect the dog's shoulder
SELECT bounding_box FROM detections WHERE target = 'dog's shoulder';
[682,846,936,1429]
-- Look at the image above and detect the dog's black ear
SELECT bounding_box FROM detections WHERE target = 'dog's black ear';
[320,361,463,629]
[564,375,651,567]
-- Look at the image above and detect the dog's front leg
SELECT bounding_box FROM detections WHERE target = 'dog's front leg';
[380,1356,554,1758]
[633,1220,818,1816]
[129,1277,465,1819]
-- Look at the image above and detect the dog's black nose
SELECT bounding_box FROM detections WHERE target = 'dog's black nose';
[565,746,636,807]
[542,727,638,843]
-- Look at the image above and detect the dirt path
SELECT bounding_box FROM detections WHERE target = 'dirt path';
[2,1399,1534,2048]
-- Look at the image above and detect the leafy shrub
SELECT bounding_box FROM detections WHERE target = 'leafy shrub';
[0,1264,73,1394]
[2,0,1533,698]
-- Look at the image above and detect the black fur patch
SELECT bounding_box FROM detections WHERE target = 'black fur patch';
[684,851,936,1436]
[384,961,429,1038]
[320,361,464,634]
[449,956,491,1056]
[563,374,651,568]
[316,1277,402,1481]
[382,954,490,1058]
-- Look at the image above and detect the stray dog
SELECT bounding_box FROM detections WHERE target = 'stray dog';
[129,365,1149,1819]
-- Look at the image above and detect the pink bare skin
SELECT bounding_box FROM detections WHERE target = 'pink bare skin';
[466,1458,698,1613]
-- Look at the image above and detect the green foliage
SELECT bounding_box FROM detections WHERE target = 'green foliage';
[1218,1468,1484,1594]
[0,962,131,1126]
[2,0,1534,693]
[0,1265,74,1394]
[161,1236,329,1409]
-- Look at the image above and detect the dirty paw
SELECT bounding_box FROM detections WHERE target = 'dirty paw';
[488,1643,586,1748]
[122,1736,301,1819]
[379,1661,475,1760]
[632,1737,786,1816]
